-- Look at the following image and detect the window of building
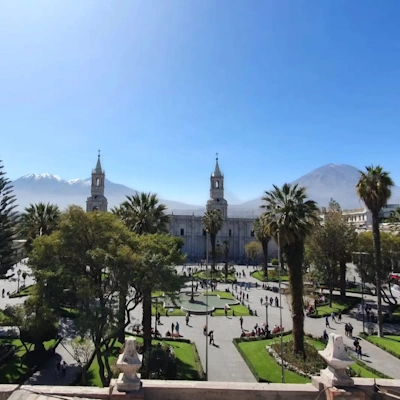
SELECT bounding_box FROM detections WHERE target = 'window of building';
[203,229,206,236]
[180,228,185,236]
[96,178,100,186]
[229,229,232,237]
[251,230,255,237]
[215,180,219,188]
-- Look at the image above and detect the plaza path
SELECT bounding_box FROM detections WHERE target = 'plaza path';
[127,265,400,382]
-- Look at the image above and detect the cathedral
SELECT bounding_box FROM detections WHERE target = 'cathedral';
[86,154,270,263]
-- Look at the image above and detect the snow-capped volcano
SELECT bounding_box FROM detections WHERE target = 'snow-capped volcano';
[22,173,64,182]
[11,173,202,213]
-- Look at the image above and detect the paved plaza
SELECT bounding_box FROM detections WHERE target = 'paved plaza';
[2,263,400,384]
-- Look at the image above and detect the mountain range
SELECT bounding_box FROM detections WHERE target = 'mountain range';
[11,164,400,216]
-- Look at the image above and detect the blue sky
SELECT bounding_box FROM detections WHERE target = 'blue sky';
[1,0,400,205]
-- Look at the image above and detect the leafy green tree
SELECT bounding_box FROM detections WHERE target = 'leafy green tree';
[4,298,58,354]
[354,231,400,314]
[245,241,262,265]
[253,215,271,279]
[112,192,170,234]
[386,206,400,223]
[202,209,224,269]
[29,206,136,386]
[318,199,357,300]
[306,210,352,305]
[262,183,318,355]
[113,193,181,351]
[19,202,61,253]
[0,160,18,276]
[71,336,94,384]
[356,165,394,336]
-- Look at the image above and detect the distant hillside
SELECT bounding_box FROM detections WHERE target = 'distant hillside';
[232,164,400,212]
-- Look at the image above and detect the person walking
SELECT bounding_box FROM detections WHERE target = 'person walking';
[240,316,243,329]
[356,345,362,359]
[209,330,214,345]
[171,322,175,335]
[338,311,342,322]
[62,361,67,377]
[185,313,190,326]
[331,311,336,322]
[260,297,263,305]
[325,316,330,328]
[175,321,180,336]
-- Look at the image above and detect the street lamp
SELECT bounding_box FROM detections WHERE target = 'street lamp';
[189,271,195,303]
[17,269,21,293]
[277,229,285,383]
[263,302,269,335]
[205,229,209,381]
[352,251,369,334]
[155,296,158,336]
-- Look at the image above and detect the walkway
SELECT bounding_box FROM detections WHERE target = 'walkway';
[135,265,400,382]
[24,319,81,386]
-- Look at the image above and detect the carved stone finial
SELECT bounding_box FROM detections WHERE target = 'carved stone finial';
[114,336,142,392]
[319,333,354,387]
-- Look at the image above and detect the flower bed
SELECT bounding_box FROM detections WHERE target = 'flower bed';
[267,341,326,378]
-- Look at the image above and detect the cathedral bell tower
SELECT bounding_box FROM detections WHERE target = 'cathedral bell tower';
[206,154,228,218]
[86,151,108,212]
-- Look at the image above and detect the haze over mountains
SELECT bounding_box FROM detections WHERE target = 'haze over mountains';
[11,164,400,216]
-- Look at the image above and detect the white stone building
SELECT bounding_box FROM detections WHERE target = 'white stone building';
[85,154,273,263]
[168,158,278,262]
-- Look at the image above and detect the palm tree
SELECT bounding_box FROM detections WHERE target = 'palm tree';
[112,192,170,351]
[202,209,224,269]
[112,192,170,234]
[253,215,271,280]
[356,165,394,337]
[19,202,61,250]
[222,240,230,281]
[261,183,318,355]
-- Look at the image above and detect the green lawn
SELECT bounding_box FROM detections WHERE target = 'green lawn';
[151,304,186,316]
[366,335,400,357]
[251,270,289,282]
[0,338,57,383]
[310,296,359,318]
[151,291,250,316]
[204,290,234,299]
[85,338,203,387]
[8,284,37,298]
[236,335,309,383]
[192,270,236,282]
[235,335,383,383]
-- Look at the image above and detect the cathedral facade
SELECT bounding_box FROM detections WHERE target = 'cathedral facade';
[168,158,258,262]
[86,154,273,263]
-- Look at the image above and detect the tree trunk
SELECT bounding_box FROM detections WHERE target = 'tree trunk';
[279,248,285,272]
[142,290,152,353]
[284,243,305,355]
[210,234,216,270]
[95,346,108,387]
[372,211,384,337]
[339,259,347,301]
[118,289,127,343]
[224,262,228,282]
[261,240,269,280]
[329,287,333,307]
[33,340,45,355]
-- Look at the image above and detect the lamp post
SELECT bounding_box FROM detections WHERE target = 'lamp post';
[155,296,158,336]
[277,229,285,383]
[352,251,369,334]
[263,302,269,334]
[17,269,21,293]
[189,271,195,303]
[205,229,209,381]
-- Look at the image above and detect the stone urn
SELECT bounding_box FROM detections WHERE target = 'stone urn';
[319,333,354,387]
[115,336,142,392]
